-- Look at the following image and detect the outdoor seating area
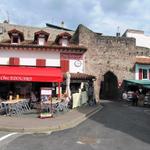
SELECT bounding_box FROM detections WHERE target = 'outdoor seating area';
[0,95,72,118]
[0,98,31,116]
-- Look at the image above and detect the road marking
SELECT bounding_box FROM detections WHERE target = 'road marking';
[76,141,85,144]
[0,132,18,142]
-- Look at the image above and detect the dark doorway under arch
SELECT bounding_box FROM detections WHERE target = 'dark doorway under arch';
[100,71,119,100]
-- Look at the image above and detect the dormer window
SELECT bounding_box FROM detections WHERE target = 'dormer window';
[62,38,68,46]
[12,34,20,44]
[38,35,45,46]
[8,29,24,44]
[55,32,72,47]
[34,30,49,46]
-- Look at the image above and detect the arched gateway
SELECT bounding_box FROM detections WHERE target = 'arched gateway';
[100,71,119,100]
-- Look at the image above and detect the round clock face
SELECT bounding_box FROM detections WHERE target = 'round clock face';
[74,60,82,67]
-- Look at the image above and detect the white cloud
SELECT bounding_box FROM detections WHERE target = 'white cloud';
[0,0,150,35]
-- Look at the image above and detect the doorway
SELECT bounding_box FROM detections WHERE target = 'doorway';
[100,71,119,100]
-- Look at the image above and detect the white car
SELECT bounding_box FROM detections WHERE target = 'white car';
[127,91,134,101]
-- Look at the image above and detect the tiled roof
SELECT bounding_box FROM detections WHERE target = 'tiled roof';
[0,42,87,53]
[135,56,150,64]
[0,23,74,41]
[64,72,96,80]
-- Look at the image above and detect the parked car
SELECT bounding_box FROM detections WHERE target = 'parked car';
[127,91,134,101]
[144,93,150,106]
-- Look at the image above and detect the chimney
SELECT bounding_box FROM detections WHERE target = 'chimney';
[61,21,64,28]
[116,32,120,37]
[116,26,120,37]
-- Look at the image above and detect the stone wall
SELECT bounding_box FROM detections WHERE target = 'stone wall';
[74,25,150,101]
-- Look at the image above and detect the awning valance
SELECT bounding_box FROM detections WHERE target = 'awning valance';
[0,66,63,82]
[124,79,150,89]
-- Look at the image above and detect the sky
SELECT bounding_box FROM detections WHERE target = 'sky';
[0,0,150,36]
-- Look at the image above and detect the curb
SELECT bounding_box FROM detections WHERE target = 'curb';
[0,105,103,133]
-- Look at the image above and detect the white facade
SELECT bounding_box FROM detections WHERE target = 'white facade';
[124,29,150,48]
[69,59,84,73]
[0,49,60,67]
[135,64,150,80]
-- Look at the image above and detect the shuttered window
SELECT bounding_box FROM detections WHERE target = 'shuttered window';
[36,59,46,67]
[9,57,20,66]
[61,59,69,73]
[139,68,142,80]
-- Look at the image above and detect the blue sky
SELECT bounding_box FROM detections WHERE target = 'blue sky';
[0,0,150,36]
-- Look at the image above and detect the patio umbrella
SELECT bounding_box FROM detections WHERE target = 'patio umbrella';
[65,72,71,99]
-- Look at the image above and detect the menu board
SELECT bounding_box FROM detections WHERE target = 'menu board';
[40,87,52,102]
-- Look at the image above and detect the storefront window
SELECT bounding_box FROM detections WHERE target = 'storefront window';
[143,69,148,79]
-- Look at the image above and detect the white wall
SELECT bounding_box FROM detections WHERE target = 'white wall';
[69,59,84,73]
[126,32,150,48]
[0,49,60,66]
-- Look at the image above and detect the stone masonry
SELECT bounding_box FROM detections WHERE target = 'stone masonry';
[71,25,150,101]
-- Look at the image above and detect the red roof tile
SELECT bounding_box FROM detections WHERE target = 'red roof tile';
[64,72,96,80]
[8,29,24,41]
[136,56,150,64]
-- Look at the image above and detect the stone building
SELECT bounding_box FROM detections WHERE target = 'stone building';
[1,22,150,101]
[71,25,150,100]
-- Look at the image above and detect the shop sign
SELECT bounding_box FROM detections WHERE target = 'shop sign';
[40,87,52,102]
[0,75,32,81]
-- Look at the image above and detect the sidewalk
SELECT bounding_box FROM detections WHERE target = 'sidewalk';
[0,104,103,133]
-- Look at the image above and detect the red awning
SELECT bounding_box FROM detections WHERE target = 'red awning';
[0,66,63,82]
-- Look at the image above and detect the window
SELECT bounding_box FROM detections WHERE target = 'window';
[62,38,68,46]
[12,36,19,43]
[143,69,148,79]
[38,37,45,45]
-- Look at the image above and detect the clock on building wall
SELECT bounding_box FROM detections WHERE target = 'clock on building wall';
[74,60,82,67]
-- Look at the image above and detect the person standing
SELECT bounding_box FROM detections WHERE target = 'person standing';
[132,91,139,106]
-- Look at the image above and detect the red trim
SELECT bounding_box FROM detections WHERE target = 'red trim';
[0,66,63,82]
[55,32,72,43]
[0,45,87,53]
[58,82,61,98]
[8,29,24,41]
[61,59,69,73]
[61,53,83,59]
[9,57,20,66]
[34,30,49,43]
[139,68,142,80]
[36,59,46,67]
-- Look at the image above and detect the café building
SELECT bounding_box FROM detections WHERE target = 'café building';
[0,28,90,102]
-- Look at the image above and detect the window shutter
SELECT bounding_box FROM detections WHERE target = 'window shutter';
[61,59,69,73]
[139,68,142,80]
[9,57,20,66]
[36,59,46,67]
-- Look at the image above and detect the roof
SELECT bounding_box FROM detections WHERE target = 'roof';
[8,29,24,41]
[0,22,74,41]
[135,56,150,64]
[0,23,86,53]
[64,72,96,80]
[122,29,144,37]
[34,30,50,42]
[0,42,87,53]
[55,32,72,43]
[46,23,73,31]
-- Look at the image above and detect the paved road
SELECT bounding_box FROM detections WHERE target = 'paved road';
[0,100,150,150]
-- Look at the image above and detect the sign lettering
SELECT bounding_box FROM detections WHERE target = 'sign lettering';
[0,75,32,81]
